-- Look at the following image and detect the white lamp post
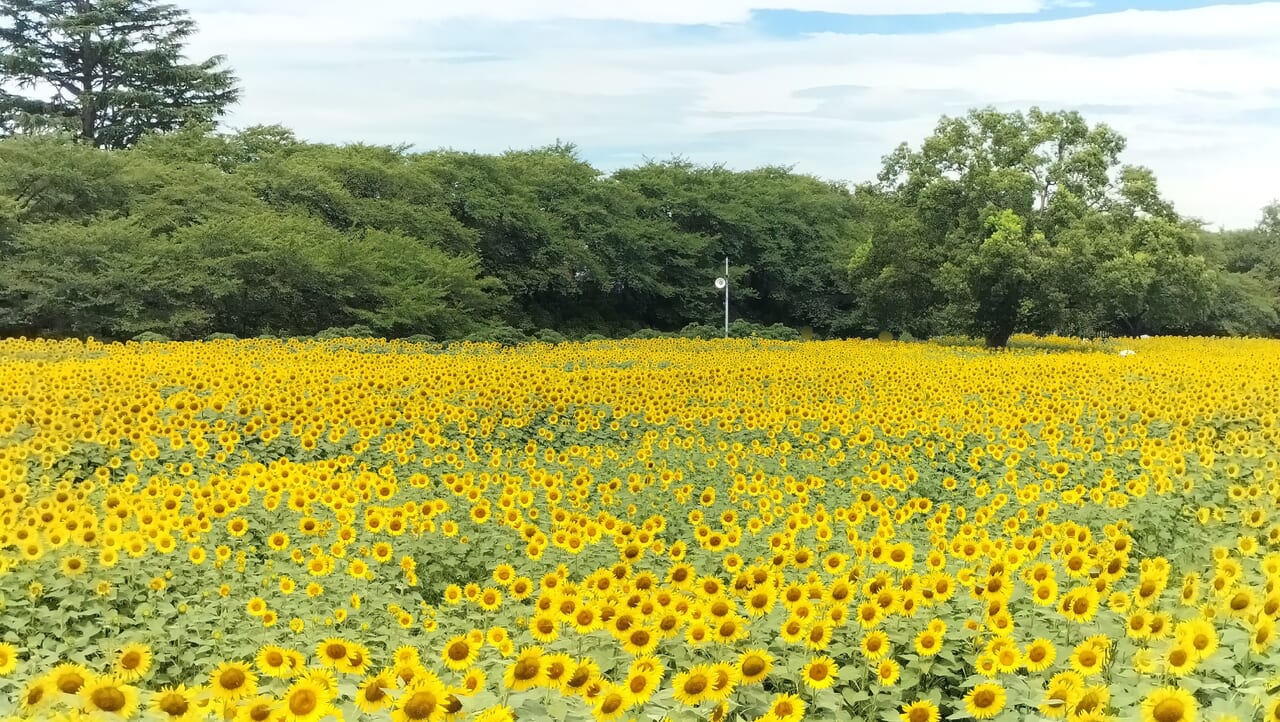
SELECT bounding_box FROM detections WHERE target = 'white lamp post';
[714,257,729,338]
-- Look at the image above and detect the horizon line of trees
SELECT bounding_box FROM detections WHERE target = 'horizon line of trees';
[2,2,1277,346]
[0,117,1276,346]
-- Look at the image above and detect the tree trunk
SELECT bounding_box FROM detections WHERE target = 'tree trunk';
[985,327,1013,349]
[78,0,96,144]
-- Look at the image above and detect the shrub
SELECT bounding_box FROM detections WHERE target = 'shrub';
[728,320,800,341]
[628,329,670,340]
[316,325,376,340]
[464,326,528,347]
[679,323,721,340]
[534,329,568,345]
[131,332,171,343]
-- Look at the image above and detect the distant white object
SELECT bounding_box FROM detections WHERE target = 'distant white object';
[714,277,727,290]
[1119,349,1137,357]
[1139,334,1151,340]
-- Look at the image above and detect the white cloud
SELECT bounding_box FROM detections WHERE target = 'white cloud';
[179,1,1280,227]
[186,0,1045,28]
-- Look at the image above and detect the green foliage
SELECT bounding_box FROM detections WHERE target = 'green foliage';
[678,323,722,340]
[533,329,567,344]
[463,326,529,347]
[852,106,1272,345]
[315,325,377,340]
[628,328,671,340]
[0,111,1275,343]
[0,0,239,148]
[729,320,801,341]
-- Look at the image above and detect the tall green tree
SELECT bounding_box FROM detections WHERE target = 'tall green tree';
[0,0,239,148]
[853,106,1227,345]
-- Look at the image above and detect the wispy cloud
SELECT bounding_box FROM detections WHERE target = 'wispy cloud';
[180,1,1280,227]
[187,0,1048,27]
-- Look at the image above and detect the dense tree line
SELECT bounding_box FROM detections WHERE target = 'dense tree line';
[0,117,1276,344]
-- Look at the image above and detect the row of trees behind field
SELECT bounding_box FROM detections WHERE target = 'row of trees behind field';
[2,120,1276,345]
[1,3,1276,345]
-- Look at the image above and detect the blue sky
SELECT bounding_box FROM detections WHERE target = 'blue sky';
[181,0,1280,227]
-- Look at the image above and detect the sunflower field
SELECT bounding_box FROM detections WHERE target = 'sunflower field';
[1,335,1278,722]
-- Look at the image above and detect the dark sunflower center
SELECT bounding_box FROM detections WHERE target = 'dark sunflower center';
[91,687,127,712]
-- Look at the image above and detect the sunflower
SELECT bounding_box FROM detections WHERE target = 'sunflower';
[256,645,297,678]
[737,648,773,684]
[804,621,832,650]
[861,630,891,661]
[49,661,90,694]
[354,670,397,714]
[81,675,141,718]
[437,635,478,672]
[592,683,630,722]
[571,606,601,634]
[315,638,352,670]
[1025,638,1057,672]
[716,617,747,645]
[993,644,1021,674]
[801,656,838,690]
[1039,677,1081,718]
[1164,642,1197,676]
[235,695,277,722]
[210,661,258,702]
[0,643,18,675]
[1250,616,1276,654]
[503,646,546,692]
[390,671,449,722]
[1140,686,1197,722]
[914,628,942,656]
[779,617,806,644]
[900,700,941,722]
[622,658,663,706]
[542,653,574,691]
[150,685,202,722]
[60,553,88,576]
[246,597,268,617]
[460,666,487,695]
[478,587,503,612]
[19,677,54,716]
[395,646,422,667]
[876,658,902,686]
[767,693,806,722]
[114,642,152,681]
[964,682,1007,720]
[565,657,601,696]
[281,678,333,722]
[1059,589,1100,623]
[1176,619,1218,660]
[1068,641,1106,677]
[671,664,714,706]
[474,706,516,722]
[705,661,738,703]
[1073,685,1110,719]
[857,601,884,628]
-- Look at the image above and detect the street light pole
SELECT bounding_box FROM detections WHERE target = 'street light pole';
[723,257,729,338]
[715,259,730,338]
